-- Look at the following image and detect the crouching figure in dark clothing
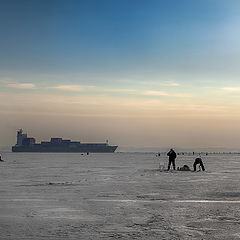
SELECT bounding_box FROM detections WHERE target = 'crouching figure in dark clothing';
[193,157,205,171]
[167,148,177,170]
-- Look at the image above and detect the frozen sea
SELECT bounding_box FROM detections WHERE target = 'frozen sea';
[0,150,239,240]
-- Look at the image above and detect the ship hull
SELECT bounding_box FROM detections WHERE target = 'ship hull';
[12,145,118,153]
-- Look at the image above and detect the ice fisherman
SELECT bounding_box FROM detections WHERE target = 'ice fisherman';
[0,155,3,162]
[167,148,177,170]
[193,157,205,171]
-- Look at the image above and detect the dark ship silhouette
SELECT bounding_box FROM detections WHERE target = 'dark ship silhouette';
[12,129,118,153]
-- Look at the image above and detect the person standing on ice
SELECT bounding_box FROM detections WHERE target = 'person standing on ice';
[167,148,177,170]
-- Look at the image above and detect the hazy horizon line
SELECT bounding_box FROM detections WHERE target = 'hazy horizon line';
[1,146,240,153]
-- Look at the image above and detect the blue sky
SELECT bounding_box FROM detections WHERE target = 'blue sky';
[1,0,240,148]
[1,0,239,80]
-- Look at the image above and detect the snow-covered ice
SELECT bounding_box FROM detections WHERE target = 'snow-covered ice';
[0,152,239,239]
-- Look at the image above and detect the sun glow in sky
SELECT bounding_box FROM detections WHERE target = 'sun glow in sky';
[1,0,240,149]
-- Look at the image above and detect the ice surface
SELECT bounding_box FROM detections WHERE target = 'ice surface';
[0,152,239,239]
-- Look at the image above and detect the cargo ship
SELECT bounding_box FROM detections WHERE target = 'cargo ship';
[12,129,118,153]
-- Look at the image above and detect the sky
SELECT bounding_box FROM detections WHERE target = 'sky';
[1,0,240,149]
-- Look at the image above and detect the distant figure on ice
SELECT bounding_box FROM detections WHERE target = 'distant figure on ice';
[193,157,205,171]
[167,148,177,170]
[0,155,3,162]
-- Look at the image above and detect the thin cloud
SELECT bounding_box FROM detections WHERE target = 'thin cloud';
[221,87,240,92]
[50,85,137,94]
[144,91,169,96]
[51,85,84,91]
[141,81,180,87]
[160,82,179,86]
[144,90,191,98]
[7,83,36,89]
[103,88,137,93]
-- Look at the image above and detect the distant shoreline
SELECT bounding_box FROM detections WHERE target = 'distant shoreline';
[1,146,240,154]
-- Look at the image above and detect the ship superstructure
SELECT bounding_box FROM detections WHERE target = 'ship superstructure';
[12,129,118,153]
